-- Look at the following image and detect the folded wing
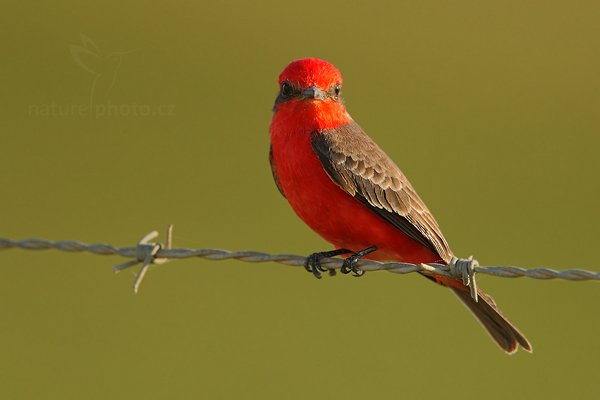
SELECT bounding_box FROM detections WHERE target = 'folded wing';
[311,120,452,262]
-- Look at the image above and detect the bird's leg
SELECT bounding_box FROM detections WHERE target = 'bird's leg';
[341,246,377,277]
[304,248,352,279]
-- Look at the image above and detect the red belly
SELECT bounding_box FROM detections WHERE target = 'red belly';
[271,127,441,265]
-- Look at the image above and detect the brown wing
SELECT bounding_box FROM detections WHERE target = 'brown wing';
[311,120,452,262]
[269,144,286,198]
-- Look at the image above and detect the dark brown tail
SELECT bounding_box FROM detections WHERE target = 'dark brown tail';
[451,287,532,354]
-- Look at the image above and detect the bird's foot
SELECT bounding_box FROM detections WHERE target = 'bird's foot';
[304,248,352,279]
[340,246,378,277]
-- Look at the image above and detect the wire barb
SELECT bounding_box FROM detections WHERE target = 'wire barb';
[0,226,598,294]
[111,225,173,293]
[449,256,479,302]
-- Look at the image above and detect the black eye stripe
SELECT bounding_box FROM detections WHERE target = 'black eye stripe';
[280,81,294,97]
[326,83,342,99]
[274,82,342,110]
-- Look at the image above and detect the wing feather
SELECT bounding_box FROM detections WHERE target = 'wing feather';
[311,120,452,262]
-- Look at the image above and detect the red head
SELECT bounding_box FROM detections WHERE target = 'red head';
[278,58,343,90]
[272,58,351,130]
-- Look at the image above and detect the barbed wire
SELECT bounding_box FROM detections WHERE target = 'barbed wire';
[1,225,598,296]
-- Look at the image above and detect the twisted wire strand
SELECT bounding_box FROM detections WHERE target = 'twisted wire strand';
[1,228,598,293]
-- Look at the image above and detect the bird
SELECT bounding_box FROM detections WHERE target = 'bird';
[269,57,531,354]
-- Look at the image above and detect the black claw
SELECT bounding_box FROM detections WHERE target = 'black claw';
[341,257,364,277]
[340,260,352,275]
[340,246,377,278]
[304,249,351,279]
[303,254,323,279]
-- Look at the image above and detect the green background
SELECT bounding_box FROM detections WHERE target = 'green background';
[1,1,599,399]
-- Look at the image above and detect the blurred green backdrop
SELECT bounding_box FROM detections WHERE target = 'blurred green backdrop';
[1,1,599,399]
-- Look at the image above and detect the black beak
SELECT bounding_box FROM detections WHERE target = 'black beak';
[300,86,327,100]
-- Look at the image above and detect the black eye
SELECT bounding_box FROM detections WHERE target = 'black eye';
[334,83,341,97]
[281,82,293,97]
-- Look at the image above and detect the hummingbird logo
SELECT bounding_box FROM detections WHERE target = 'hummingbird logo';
[69,34,134,114]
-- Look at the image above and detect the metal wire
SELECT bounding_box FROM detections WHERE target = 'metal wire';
[1,225,598,294]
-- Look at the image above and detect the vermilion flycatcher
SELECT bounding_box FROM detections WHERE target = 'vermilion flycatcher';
[269,58,531,354]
